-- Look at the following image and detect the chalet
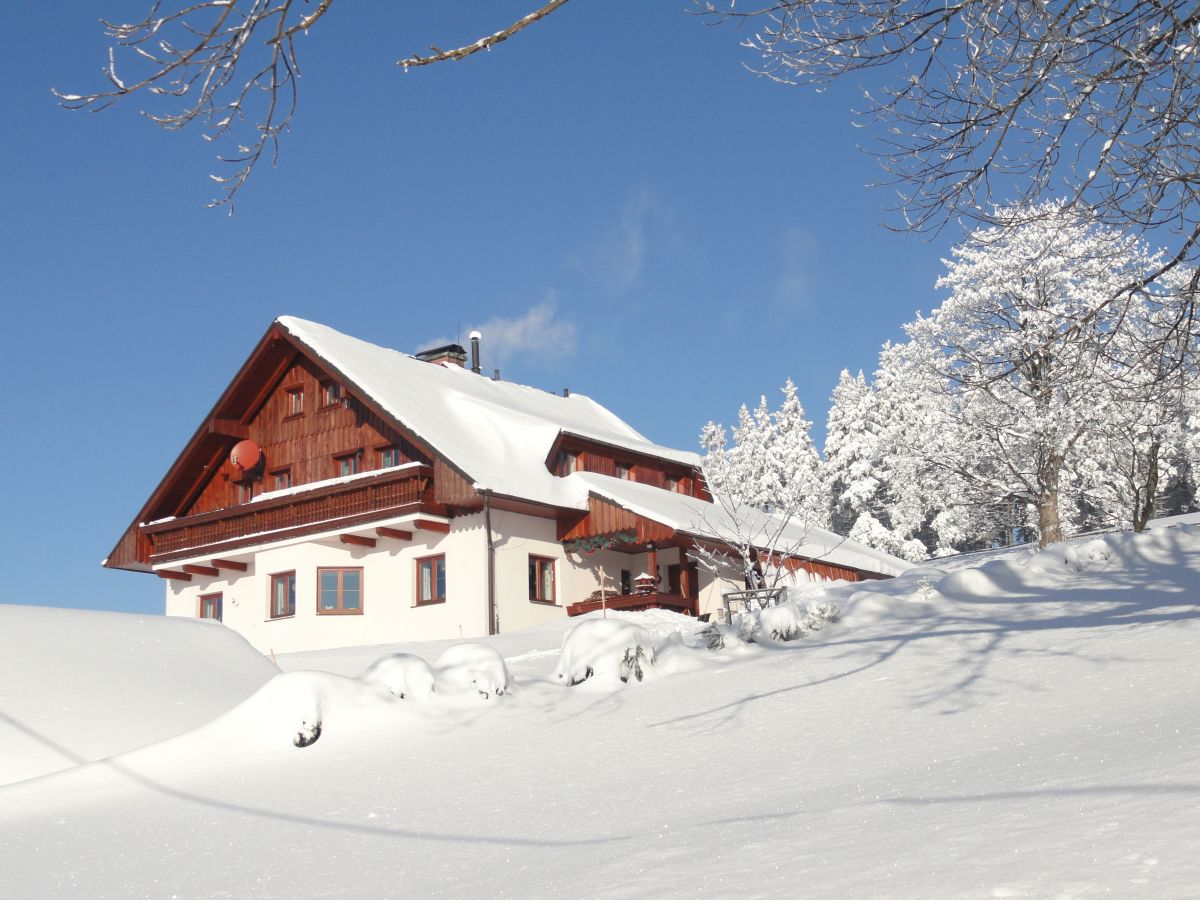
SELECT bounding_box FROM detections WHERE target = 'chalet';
[105,317,907,655]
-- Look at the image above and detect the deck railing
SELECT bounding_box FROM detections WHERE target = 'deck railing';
[144,465,435,559]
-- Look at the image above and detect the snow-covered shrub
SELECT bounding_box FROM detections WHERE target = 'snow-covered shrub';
[360,653,436,700]
[758,600,806,640]
[697,621,750,651]
[555,618,656,686]
[801,600,841,632]
[435,642,511,699]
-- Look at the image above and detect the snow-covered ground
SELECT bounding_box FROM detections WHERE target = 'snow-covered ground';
[4,526,1200,897]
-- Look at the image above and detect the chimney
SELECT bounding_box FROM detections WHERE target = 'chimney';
[492,368,501,381]
[469,330,482,375]
[414,343,467,367]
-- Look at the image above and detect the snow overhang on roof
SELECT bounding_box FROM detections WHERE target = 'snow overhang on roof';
[571,472,913,578]
[276,317,697,511]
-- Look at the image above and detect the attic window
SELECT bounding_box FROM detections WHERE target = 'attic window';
[320,381,341,408]
[665,476,679,493]
[378,446,400,469]
[285,386,304,418]
[616,462,633,481]
[335,452,360,477]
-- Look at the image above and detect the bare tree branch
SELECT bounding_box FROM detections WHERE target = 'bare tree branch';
[399,0,575,70]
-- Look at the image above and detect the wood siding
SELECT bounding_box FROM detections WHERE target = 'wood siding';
[549,436,709,500]
[557,495,676,546]
[186,357,429,516]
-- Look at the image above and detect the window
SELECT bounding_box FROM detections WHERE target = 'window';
[271,469,292,491]
[199,593,223,621]
[320,381,342,408]
[285,386,304,417]
[270,572,296,619]
[620,569,632,595]
[317,568,362,615]
[416,555,446,606]
[665,475,679,493]
[529,556,556,604]
[378,446,400,469]
[556,450,578,475]
[616,461,633,481]
[235,482,253,504]
[334,453,360,477]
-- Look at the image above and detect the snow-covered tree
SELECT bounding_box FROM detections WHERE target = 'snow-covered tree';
[697,380,828,586]
[906,203,1196,547]
[823,370,877,536]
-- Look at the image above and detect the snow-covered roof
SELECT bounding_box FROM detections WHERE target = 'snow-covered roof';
[573,472,912,577]
[277,318,906,578]
[278,317,699,511]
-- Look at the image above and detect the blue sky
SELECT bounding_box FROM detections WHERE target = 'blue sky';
[1,1,955,614]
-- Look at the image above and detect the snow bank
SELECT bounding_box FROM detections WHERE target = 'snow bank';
[0,605,277,786]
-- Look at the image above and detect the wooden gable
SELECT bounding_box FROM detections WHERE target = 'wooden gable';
[105,320,478,573]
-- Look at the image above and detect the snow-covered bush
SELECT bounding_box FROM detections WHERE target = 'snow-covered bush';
[758,600,806,640]
[360,653,436,700]
[555,618,656,686]
[802,600,841,632]
[435,642,511,699]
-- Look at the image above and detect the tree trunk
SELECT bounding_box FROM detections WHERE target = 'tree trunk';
[1132,438,1161,532]
[1037,454,1064,547]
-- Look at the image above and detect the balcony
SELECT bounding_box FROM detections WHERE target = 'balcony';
[144,464,439,564]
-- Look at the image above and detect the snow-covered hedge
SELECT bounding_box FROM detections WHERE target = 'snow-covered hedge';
[435,642,511,698]
[555,618,656,686]
[361,653,437,700]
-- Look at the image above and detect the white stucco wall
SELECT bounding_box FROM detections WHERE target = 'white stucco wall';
[161,512,756,655]
[162,516,487,656]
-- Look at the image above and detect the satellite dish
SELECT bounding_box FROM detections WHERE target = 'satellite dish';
[230,439,263,471]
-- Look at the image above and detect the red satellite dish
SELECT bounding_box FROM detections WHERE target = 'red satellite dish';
[230,439,263,471]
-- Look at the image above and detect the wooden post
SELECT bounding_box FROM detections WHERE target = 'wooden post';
[647,544,658,591]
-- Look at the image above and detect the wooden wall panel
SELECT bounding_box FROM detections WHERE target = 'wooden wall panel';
[186,357,428,516]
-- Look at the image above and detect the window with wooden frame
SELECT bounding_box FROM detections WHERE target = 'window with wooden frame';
[378,445,401,469]
[415,555,446,606]
[235,482,254,504]
[199,593,223,621]
[270,468,292,491]
[285,386,304,418]
[334,452,360,477]
[317,568,362,615]
[269,571,296,619]
[556,450,579,475]
[616,461,633,481]
[319,380,342,408]
[665,475,679,493]
[528,556,556,604]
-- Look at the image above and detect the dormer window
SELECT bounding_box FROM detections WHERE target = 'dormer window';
[285,386,304,417]
[556,450,579,475]
[320,381,342,408]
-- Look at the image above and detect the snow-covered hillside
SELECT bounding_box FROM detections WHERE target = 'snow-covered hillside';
[3,526,1200,897]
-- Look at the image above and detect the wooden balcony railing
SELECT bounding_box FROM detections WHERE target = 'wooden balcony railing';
[144,465,437,562]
